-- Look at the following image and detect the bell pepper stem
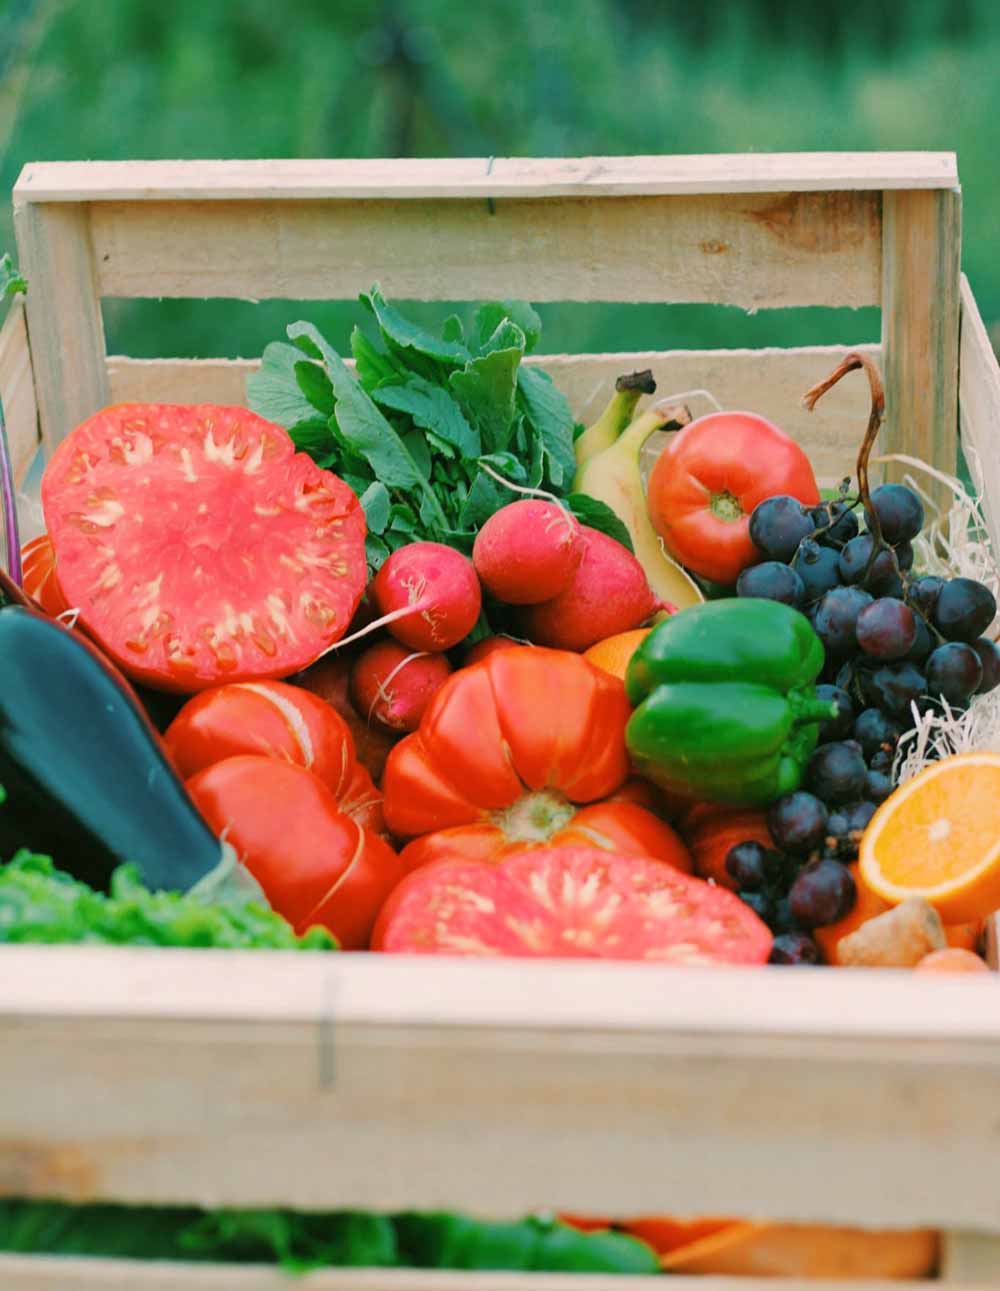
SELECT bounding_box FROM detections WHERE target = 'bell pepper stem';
[794,697,840,726]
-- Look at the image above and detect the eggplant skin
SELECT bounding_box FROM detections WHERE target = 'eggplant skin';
[0,605,222,893]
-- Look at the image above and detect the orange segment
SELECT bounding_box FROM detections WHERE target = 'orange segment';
[583,628,651,681]
[859,752,1000,924]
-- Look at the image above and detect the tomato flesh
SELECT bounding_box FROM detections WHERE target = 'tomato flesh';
[373,845,772,963]
[42,404,367,691]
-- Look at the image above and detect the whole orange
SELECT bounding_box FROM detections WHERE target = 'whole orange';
[584,628,652,681]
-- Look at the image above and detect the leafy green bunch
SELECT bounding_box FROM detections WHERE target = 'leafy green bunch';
[248,286,627,579]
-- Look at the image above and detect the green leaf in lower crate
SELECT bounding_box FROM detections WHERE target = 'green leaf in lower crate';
[361,283,471,367]
[516,365,577,488]
[566,492,635,553]
[359,481,391,535]
[373,377,481,459]
[474,300,542,354]
[246,341,325,429]
[450,343,524,454]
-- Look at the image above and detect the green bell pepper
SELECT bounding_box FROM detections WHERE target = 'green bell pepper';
[625,598,836,807]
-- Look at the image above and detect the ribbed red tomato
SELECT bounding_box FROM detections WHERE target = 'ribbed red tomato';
[21,534,68,617]
[187,756,403,949]
[373,846,772,963]
[42,403,367,691]
[646,412,820,585]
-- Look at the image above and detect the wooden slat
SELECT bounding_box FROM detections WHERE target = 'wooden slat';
[106,343,878,489]
[2,948,1000,1228]
[880,189,962,503]
[0,298,39,485]
[0,1255,969,1291]
[87,191,881,308]
[958,275,1000,550]
[13,153,958,201]
[12,201,109,454]
[941,1231,1000,1282]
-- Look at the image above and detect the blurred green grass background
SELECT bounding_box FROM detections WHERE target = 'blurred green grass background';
[1,0,998,360]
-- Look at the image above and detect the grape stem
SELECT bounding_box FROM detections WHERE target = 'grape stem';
[801,353,902,591]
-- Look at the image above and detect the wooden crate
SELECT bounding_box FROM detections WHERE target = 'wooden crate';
[1,153,1000,1291]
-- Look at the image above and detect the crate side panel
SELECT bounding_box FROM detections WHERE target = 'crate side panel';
[12,203,109,454]
[0,1254,962,1291]
[106,344,878,490]
[958,275,1000,551]
[0,298,39,485]
[14,152,959,200]
[90,192,881,307]
[2,952,1000,1226]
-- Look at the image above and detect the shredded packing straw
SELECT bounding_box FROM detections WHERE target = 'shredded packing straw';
[870,449,1000,784]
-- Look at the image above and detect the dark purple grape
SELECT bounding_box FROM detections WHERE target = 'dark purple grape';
[814,586,874,658]
[736,561,804,607]
[838,535,903,597]
[788,859,856,928]
[763,849,788,885]
[933,578,997,643]
[826,811,849,838]
[749,496,815,562]
[855,598,916,660]
[904,613,933,662]
[815,684,855,741]
[894,541,914,572]
[767,791,829,855]
[794,540,842,602]
[853,707,901,758]
[739,890,772,922]
[768,897,799,935]
[925,641,984,706]
[805,742,867,805]
[841,799,877,833]
[867,662,926,717]
[864,769,893,803]
[769,932,820,965]
[869,748,894,774]
[972,637,1000,694]
[811,500,859,547]
[725,841,768,891]
[908,575,945,619]
[865,484,924,544]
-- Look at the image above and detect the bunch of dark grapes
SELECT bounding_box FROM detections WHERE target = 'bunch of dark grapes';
[725,785,862,966]
[741,484,1000,779]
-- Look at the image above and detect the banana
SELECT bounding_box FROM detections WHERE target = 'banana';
[574,369,656,470]
[574,400,705,610]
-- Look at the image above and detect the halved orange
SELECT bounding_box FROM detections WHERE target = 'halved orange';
[859,752,1000,924]
[583,628,651,682]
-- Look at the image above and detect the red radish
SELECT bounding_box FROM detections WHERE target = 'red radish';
[350,639,452,733]
[293,653,400,781]
[472,500,582,604]
[520,528,666,652]
[371,542,482,652]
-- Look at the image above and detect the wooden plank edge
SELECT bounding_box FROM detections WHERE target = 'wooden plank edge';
[2,946,1000,1045]
[13,153,958,201]
[0,298,40,485]
[0,1254,966,1291]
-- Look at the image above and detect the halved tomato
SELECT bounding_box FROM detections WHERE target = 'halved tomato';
[42,404,367,692]
[373,846,772,963]
[21,534,69,617]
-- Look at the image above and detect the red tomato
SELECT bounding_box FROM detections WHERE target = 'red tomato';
[680,803,775,891]
[646,412,820,585]
[398,799,692,874]
[373,846,773,963]
[20,534,69,617]
[165,679,386,835]
[382,646,632,839]
[187,756,404,948]
[463,636,523,666]
[42,403,367,692]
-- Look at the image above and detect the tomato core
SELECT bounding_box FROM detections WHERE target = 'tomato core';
[709,491,744,522]
[491,789,577,844]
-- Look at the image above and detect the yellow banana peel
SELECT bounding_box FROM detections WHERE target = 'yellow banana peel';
[574,370,656,469]
[574,400,705,610]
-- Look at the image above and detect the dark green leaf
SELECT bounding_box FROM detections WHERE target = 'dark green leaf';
[294,359,335,416]
[517,365,577,489]
[0,253,26,300]
[480,319,526,357]
[402,429,432,479]
[566,493,635,553]
[246,341,324,429]
[365,534,391,571]
[449,344,523,453]
[350,326,405,391]
[441,314,465,345]
[388,502,418,534]
[459,469,508,529]
[287,417,339,467]
[361,283,471,366]
[373,377,480,458]
[288,321,447,530]
[359,482,390,535]
[475,300,542,353]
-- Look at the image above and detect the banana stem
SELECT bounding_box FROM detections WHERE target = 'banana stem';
[616,401,692,455]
